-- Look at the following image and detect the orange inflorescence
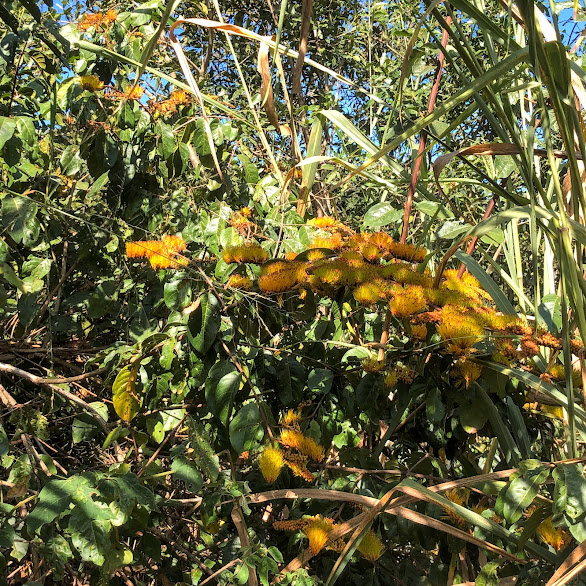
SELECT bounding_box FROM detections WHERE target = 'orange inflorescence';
[281,409,302,429]
[126,235,187,269]
[436,306,484,356]
[150,89,190,117]
[362,358,386,373]
[280,429,305,450]
[78,11,117,31]
[299,436,325,463]
[285,460,316,482]
[223,244,268,264]
[452,359,482,388]
[302,517,336,554]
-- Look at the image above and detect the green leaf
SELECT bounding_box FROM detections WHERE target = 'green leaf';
[186,420,220,481]
[495,461,550,524]
[229,402,265,455]
[459,388,488,433]
[68,507,111,566]
[112,365,141,422]
[157,121,175,159]
[171,456,204,492]
[362,202,402,229]
[72,402,109,444]
[307,368,333,394]
[426,388,445,424]
[188,293,220,354]
[205,361,241,425]
[60,145,82,176]
[86,171,110,199]
[27,477,84,533]
[0,116,16,150]
[1,196,39,244]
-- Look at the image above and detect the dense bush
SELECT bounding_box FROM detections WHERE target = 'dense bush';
[2,0,586,584]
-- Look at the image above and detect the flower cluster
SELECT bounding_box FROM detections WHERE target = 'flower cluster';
[149,90,190,117]
[79,75,104,92]
[126,235,187,269]
[77,10,117,31]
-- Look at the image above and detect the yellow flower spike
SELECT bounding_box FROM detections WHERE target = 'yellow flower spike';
[389,285,427,318]
[223,244,268,264]
[537,517,572,551]
[258,268,300,293]
[308,216,338,229]
[285,460,315,482]
[280,429,305,450]
[310,233,343,250]
[387,241,427,263]
[368,231,394,251]
[79,75,104,92]
[411,324,428,340]
[281,409,301,429]
[353,281,383,305]
[273,519,310,531]
[452,359,482,388]
[240,206,252,217]
[384,370,398,388]
[227,274,253,291]
[357,530,384,562]
[299,436,325,462]
[361,358,386,373]
[302,517,335,554]
[436,306,484,355]
[258,446,284,483]
[360,242,380,262]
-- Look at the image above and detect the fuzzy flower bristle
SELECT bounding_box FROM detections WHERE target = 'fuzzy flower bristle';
[411,324,428,340]
[227,274,253,291]
[353,281,383,305]
[302,517,335,554]
[280,429,305,450]
[273,519,309,531]
[299,436,325,462]
[436,306,484,355]
[126,236,187,269]
[362,358,386,373]
[388,241,426,263]
[258,267,302,293]
[360,242,380,262]
[384,370,398,388]
[368,232,394,251]
[79,75,104,92]
[389,285,426,318]
[309,216,338,229]
[310,233,343,250]
[281,409,301,428]
[223,244,268,264]
[452,359,482,388]
[285,460,315,482]
[258,446,284,483]
[357,530,384,562]
[537,517,572,551]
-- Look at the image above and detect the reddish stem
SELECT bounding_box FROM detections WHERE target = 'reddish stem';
[400,17,452,244]
[457,195,498,278]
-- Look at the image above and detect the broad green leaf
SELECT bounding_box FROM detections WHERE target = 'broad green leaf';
[171,456,204,492]
[188,292,220,354]
[495,461,550,524]
[205,361,241,425]
[229,402,265,455]
[60,145,82,176]
[362,202,402,229]
[157,121,175,159]
[27,477,84,533]
[426,388,445,424]
[68,507,111,566]
[112,364,141,422]
[1,196,39,244]
[0,116,16,149]
[307,368,333,394]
